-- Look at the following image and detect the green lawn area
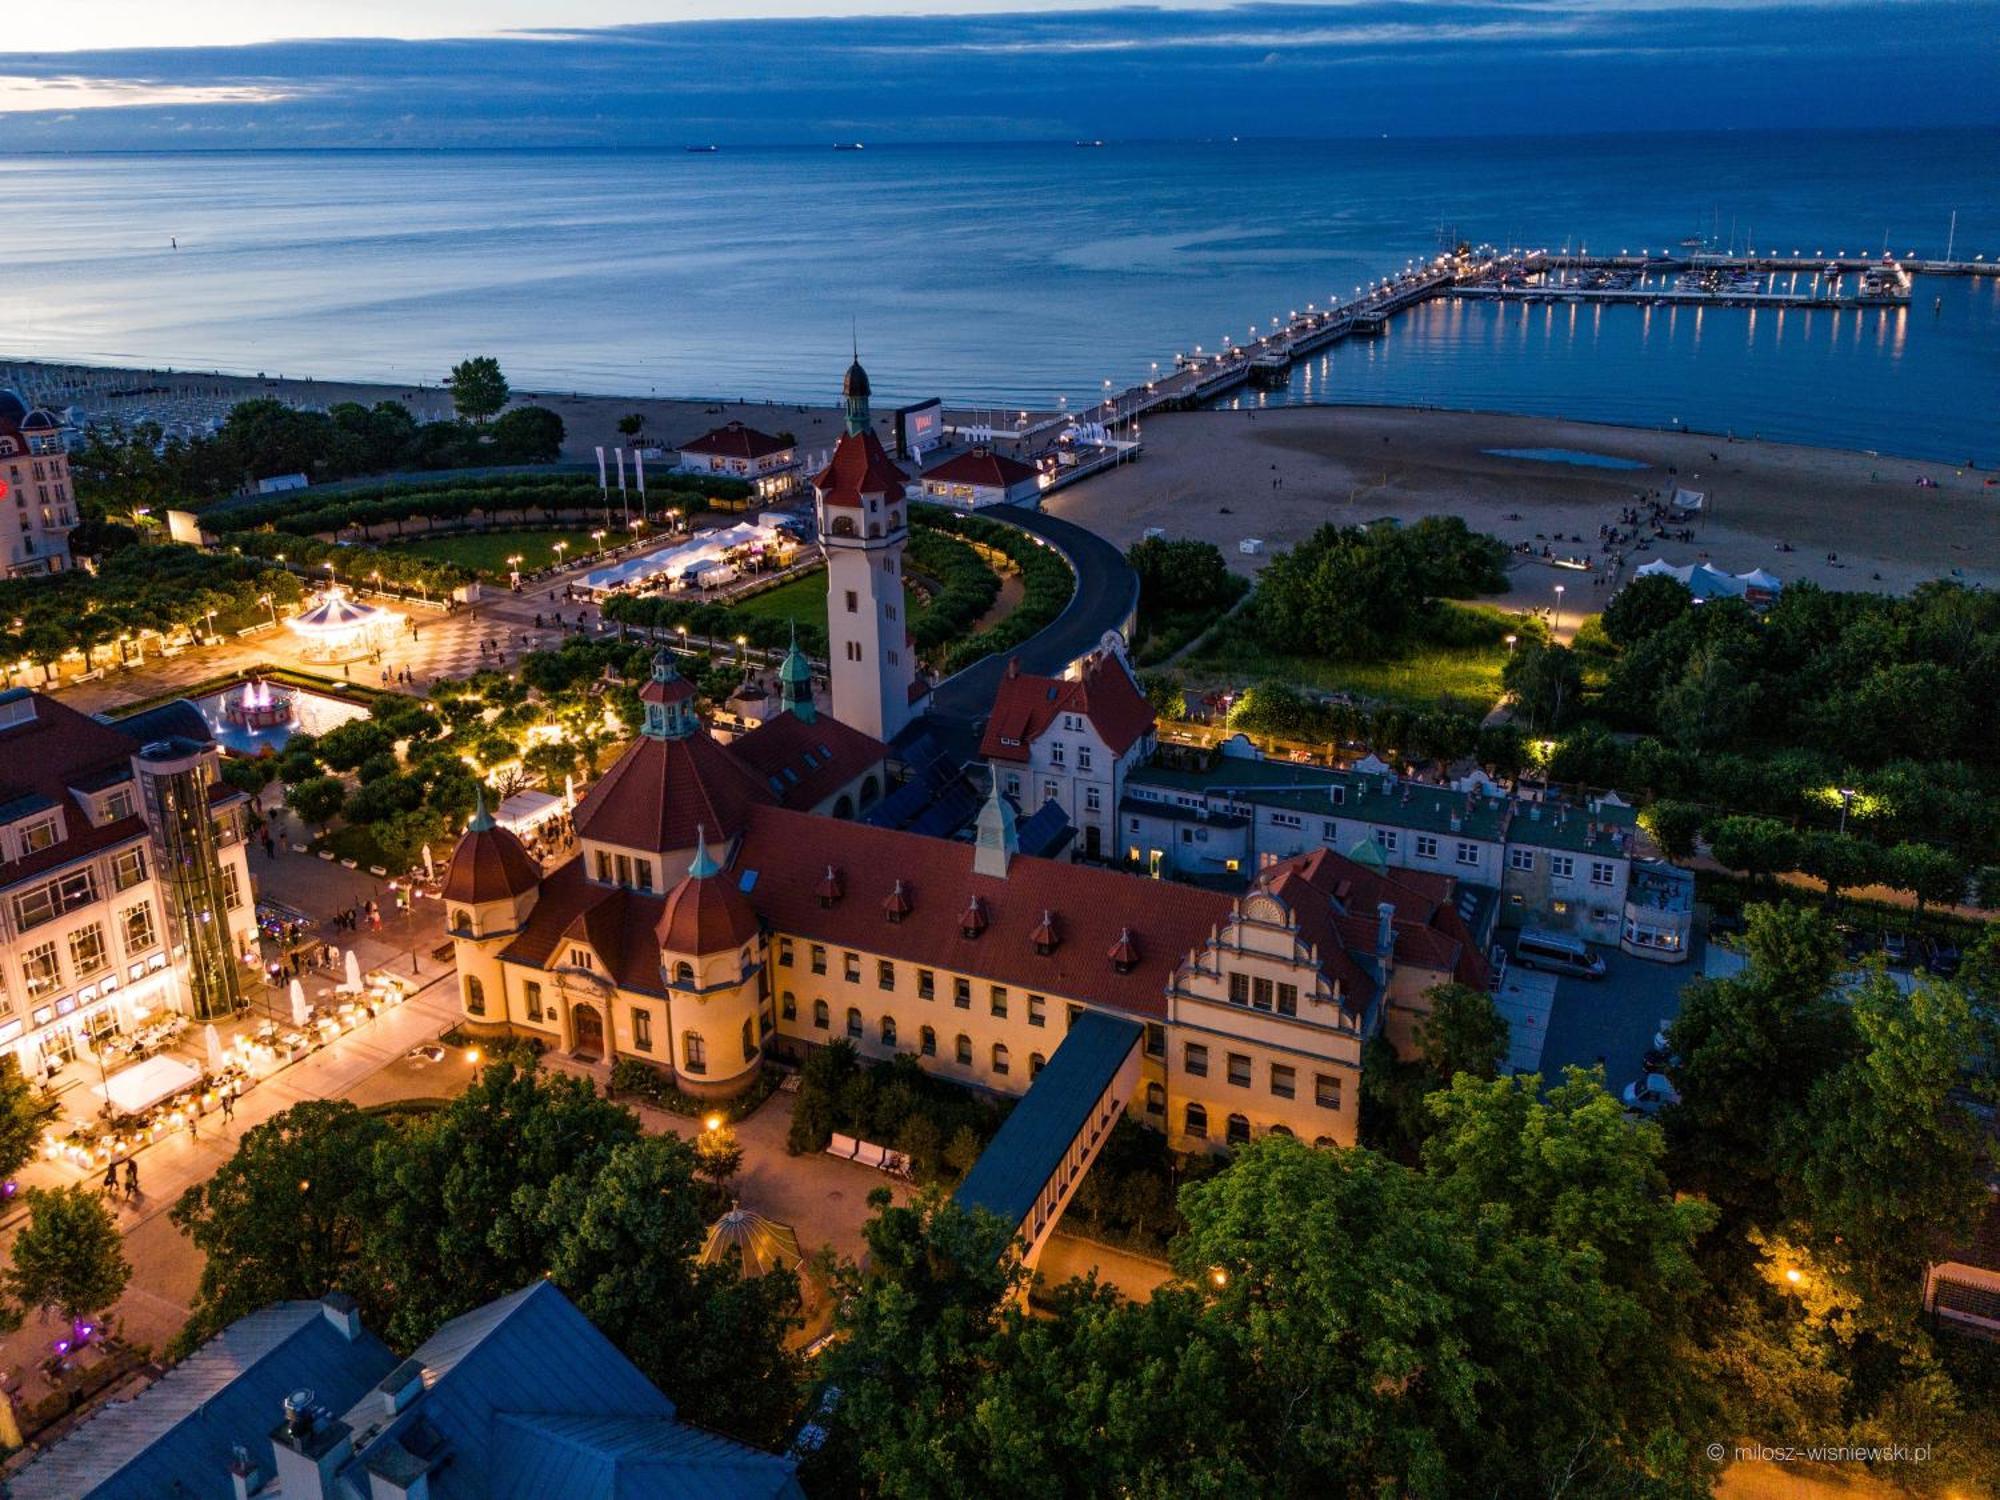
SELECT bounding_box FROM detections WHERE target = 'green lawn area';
[387,529,617,578]
[1180,605,1515,715]
[725,570,922,630]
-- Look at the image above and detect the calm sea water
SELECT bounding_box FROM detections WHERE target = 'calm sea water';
[3,132,1996,460]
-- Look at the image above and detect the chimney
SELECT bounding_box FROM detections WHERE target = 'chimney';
[1448,813,1462,833]
[1375,902,1396,960]
[376,1358,426,1419]
[229,1445,268,1500]
[270,1388,353,1500]
[320,1292,361,1342]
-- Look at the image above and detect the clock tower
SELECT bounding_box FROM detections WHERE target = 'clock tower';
[813,355,917,743]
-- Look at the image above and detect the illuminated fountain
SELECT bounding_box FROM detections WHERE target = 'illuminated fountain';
[220,677,296,731]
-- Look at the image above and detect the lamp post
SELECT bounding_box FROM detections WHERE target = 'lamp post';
[1837,787,1857,836]
[507,554,523,590]
[1552,584,1566,637]
[591,529,607,556]
[552,541,568,568]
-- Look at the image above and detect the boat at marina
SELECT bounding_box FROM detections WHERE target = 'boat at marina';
[685,145,719,153]
[834,142,865,151]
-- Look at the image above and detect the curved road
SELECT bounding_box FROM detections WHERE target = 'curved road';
[910,504,1139,765]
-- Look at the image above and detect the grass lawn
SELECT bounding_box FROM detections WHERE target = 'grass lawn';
[387,529,617,577]
[1180,606,1514,714]
[725,569,923,630]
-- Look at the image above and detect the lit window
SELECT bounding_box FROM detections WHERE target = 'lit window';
[682,1032,706,1074]
[633,1010,653,1051]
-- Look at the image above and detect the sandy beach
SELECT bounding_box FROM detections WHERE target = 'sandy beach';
[1047,405,2000,610]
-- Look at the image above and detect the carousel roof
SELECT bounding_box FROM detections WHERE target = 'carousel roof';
[289,588,392,635]
[699,1208,804,1279]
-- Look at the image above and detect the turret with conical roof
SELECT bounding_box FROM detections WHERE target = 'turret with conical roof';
[842,347,871,436]
[640,649,699,741]
[443,785,544,1032]
[778,622,816,724]
[655,826,765,1097]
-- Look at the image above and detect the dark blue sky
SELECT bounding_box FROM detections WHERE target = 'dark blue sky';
[7,2,1996,149]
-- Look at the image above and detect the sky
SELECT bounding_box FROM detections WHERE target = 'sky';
[7,1,1996,148]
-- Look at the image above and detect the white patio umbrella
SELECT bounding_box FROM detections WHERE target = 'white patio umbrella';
[344,950,364,992]
[289,978,310,1028]
[204,1023,225,1075]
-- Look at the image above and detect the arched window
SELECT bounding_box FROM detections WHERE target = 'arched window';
[742,1018,757,1061]
[452,909,471,932]
[1313,1135,1337,1150]
[920,1025,936,1057]
[955,1034,972,1065]
[1145,1082,1165,1114]
[813,999,829,1030]
[992,1043,1010,1075]
[1269,1123,1294,1137]
[833,794,855,820]
[880,1015,897,1046]
[463,975,485,1014]
[1226,1113,1251,1145]
[682,1032,707,1074]
[860,774,881,808]
[1029,1052,1046,1079]
[830,515,858,538]
[845,1007,863,1039]
[1185,1103,1208,1139]
[673,960,694,986]
[781,991,797,1021]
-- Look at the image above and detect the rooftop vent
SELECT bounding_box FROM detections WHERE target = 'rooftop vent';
[1030,908,1059,955]
[883,879,912,924]
[961,895,988,939]
[1108,926,1140,974]
[815,865,844,907]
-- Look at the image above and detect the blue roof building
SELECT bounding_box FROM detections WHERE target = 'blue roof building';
[10,1283,802,1500]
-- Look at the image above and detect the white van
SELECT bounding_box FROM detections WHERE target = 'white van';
[1513,927,1608,980]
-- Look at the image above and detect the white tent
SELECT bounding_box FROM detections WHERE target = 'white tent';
[579,522,779,594]
[1734,567,1784,594]
[1634,558,1756,602]
[495,790,564,834]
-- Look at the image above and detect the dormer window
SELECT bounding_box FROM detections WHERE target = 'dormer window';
[673,960,695,986]
[883,879,912,924]
[103,788,135,823]
[19,815,58,854]
[1108,927,1140,974]
[452,909,472,932]
[816,865,844,907]
[961,895,988,939]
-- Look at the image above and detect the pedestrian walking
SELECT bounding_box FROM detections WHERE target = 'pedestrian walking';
[221,1090,236,1126]
[187,1104,200,1142]
[124,1158,139,1201]
[102,1161,119,1197]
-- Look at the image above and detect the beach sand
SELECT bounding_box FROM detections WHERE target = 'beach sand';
[1045,405,2000,611]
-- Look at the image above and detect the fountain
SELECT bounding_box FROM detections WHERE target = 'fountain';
[220,677,297,732]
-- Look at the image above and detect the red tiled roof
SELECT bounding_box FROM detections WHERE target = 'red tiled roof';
[922,449,1038,490]
[639,672,696,709]
[1264,867,1375,1001]
[573,730,773,855]
[442,823,543,905]
[1267,846,1489,993]
[676,422,792,462]
[729,711,886,813]
[978,652,1156,764]
[813,430,906,509]
[731,805,1229,1021]
[500,862,668,997]
[0,693,158,892]
[656,866,761,954]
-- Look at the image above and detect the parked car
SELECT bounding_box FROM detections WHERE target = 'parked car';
[1708,910,1746,937]
[1622,1074,1682,1116]
[1881,930,1911,966]
[1512,928,1608,979]
[1926,942,1962,977]
[1837,923,1874,961]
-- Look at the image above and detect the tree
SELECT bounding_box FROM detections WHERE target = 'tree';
[1706,814,1801,886]
[1782,972,1993,1310]
[1882,840,1967,915]
[284,774,348,829]
[1639,799,1705,861]
[1602,573,1694,647]
[489,405,565,463]
[4,1186,131,1326]
[1127,536,1235,613]
[0,1056,56,1182]
[445,356,510,423]
[1502,639,1582,731]
[1412,982,1508,1085]
[169,1100,393,1353]
[691,1122,745,1192]
[1796,830,1878,905]
[616,412,646,437]
[1657,640,1757,750]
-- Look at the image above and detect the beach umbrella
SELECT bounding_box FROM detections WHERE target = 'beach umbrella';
[345,950,364,992]
[204,1023,225,1075]
[289,979,310,1028]
[700,1208,805,1280]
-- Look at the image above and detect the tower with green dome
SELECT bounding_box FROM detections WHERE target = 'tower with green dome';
[778,623,816,724]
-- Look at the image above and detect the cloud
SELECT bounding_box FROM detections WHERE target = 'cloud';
[0,73,299,113]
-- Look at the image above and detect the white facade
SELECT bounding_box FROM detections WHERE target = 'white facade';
[992,709,1149,860]
[818,490,914,744]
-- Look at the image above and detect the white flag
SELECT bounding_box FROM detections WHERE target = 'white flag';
[615,448,628,495]
[634,448,646,496]
[595,446,607,488]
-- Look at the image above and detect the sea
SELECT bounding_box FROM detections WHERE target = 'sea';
[4,131,1997,462]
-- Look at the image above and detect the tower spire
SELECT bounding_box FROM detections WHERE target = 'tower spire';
[467,784,495,833]
[688,824,720,879]
[778,619,816,723]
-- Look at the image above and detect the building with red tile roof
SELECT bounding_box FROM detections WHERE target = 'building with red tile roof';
[918,448,1043,510]
[981,648,1155,861]
[673,421,799,499]
[0,688,257,1080]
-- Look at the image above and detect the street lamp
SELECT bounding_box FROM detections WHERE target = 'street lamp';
[1837,787,1857,835]
[258,593,277,628]
[591,529,607,554]
[1552,584,1566,636]
[507,554,523,588]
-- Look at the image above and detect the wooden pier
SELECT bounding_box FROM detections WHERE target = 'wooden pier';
[1026,243,1995,442]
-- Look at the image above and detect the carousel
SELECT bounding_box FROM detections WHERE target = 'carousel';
[286,586,399,664]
